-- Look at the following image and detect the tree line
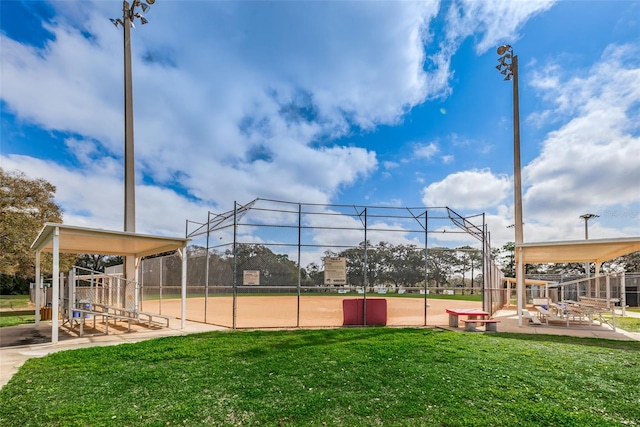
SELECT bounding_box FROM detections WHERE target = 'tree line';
[169,242,484,289]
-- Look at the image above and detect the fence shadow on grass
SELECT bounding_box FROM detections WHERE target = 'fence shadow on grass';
[231,327,431,359]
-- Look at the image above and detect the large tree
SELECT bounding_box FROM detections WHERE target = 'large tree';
[0,169,69,293]
[226,243,299,287]
[75,254,125,273]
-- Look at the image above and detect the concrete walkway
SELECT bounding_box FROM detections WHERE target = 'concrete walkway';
[0,319,228,389]
[491,308,640,341]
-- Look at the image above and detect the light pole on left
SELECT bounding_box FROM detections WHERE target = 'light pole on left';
[110,0,155,286]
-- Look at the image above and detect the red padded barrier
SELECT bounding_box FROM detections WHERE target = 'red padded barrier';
[342,298,387,326]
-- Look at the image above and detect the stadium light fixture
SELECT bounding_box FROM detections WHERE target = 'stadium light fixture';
[496,44,525,325]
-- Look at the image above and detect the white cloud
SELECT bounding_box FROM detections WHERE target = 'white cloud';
[421,169,511,210]
[445,0,557,54]
[441,155,454,164]
[383,161,400,170]
[413,142,439,159]
[524,44,640,222]
[1,154,204,237]
[0,1,440,217]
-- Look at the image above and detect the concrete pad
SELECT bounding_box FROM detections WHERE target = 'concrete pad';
[492,309,640,341]
[0,319,227,389]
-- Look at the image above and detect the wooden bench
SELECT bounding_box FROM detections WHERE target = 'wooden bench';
[461,319,500,332]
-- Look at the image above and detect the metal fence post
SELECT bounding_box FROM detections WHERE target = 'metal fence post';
[363,208,367,326]
[424,210,428,326]
[233,201,238,329]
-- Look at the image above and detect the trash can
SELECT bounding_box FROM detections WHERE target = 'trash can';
[40,306,52,321]
[79,300,91,318]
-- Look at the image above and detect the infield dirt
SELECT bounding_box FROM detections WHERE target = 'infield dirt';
[141,295,483,328]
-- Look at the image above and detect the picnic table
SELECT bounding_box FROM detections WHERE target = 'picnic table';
[445,308,497,331]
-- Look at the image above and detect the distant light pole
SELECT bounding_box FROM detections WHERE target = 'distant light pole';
[580,213,599,278]
[110,0,155,285]
[580,213,599,240]
[497,44,525,325]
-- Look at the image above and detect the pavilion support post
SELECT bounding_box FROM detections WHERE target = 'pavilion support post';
[51,227,60,344]
[516,247,524,327]
[69,268,76,330]
[620,272,626,317]
[134,257,141,312]
[595,262,602,299]
[180,247,187,329]
[35,251,41,324]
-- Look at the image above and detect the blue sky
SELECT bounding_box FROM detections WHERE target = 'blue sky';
[1,0,639,251]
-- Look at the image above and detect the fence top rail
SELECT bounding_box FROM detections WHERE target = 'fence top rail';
[187,198,488,238]
[547,272,624,288]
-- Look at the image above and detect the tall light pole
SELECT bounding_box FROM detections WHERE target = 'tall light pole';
[110,0,154,286]
[580,213,599,277]
[497,44,525,325]
[580,213,598,240]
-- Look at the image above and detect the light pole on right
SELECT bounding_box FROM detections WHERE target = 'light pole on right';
[580,213,599,240]
[497,44,525,325]
[580,213,599,277]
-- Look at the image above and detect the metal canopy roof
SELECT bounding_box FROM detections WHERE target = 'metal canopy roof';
[31,223,190,258]
[517,237,640,265]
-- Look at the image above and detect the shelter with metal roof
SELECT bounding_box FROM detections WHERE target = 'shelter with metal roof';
[513,237,640,325]
[31,223,190,343]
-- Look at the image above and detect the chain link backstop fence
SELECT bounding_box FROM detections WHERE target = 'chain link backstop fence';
[132,199,504,328]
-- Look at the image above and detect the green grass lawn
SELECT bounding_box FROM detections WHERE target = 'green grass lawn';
[602,313,640,333]
[614,316,640,332]
[0,313,35,327]
[0,295,34,327]
[1,329,638,427]
[0,294,31,310]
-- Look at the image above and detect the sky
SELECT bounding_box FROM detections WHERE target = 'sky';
[1,0,639,255]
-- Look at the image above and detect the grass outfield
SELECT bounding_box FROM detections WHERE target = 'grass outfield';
[1,329,639,426]
[0,313,35,327]
[0,295,30,310]
[0,295,34,327]
[144,292,483,302]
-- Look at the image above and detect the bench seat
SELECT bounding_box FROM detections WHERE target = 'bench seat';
[71,309,133,336]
